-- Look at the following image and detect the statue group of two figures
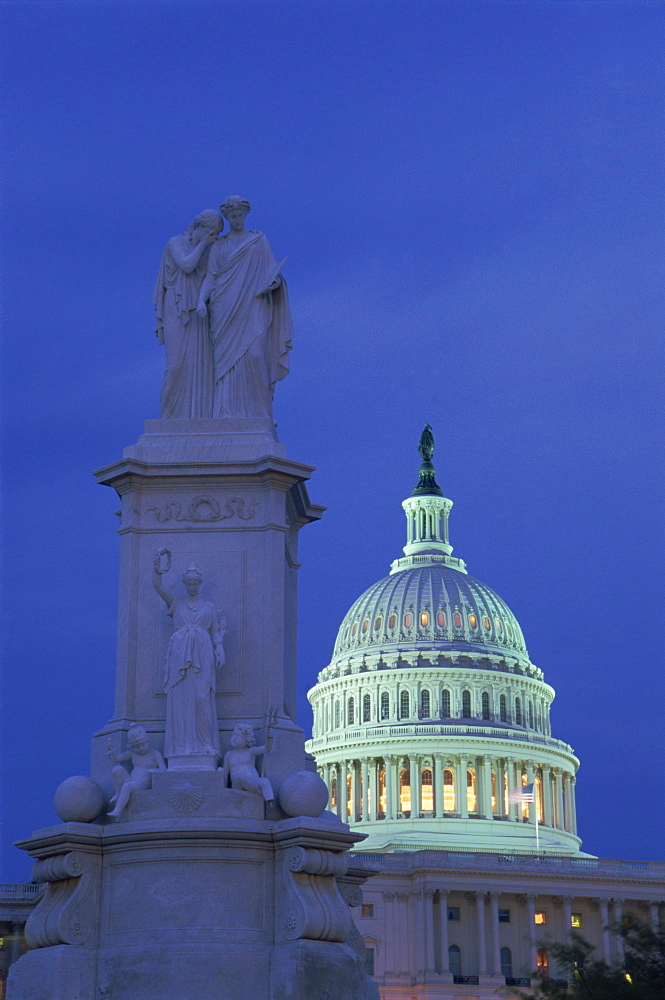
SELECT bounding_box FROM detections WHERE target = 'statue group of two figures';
[153,196,292,420]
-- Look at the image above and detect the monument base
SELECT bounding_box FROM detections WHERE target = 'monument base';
[8,813,376,1000]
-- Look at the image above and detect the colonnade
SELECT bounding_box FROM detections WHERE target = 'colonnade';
[321,754,577,834]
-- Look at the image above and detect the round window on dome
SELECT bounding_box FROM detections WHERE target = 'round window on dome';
[453,612,462,628]
[483,616,491,630]
[437,611,446,627]
[362,620,369,633]
[389,614,396,629]
[404,613,413,628]
[468,614,478,628]
[374,617,382,631]
[420,612,429,627]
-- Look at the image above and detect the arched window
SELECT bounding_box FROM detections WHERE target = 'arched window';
[334,701,341,728]
[380,691,390,720]
[441,689,451,717]
[500,947,513,977]
[462,690,472,718]
[388,613,396,629]
[331,777,337,808]
[400,690,410,719]
[363,693,371,722]
[420,688,431,717]
[378,768,386,814]
[420,611,429,627]
[453,612,462,628]
[466,768,477,812]
[536,949,549,977]
[421,768,433,811]
[437,611,446,627]
[347,696,355,726]
[529,700,534,729]
[468,613,477,629]
[481,691,490,720]
[399,768,411,812]
[443,768,455,811]
[515,697,522,726]
[499,694,507,722]
[448,945,462,977]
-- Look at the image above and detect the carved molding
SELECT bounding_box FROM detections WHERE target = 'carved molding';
[25,851,101,949]
[275,846,352,943]
[146,495,259,523]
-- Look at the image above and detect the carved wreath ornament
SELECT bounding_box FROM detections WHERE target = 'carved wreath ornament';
[146,495,258,523]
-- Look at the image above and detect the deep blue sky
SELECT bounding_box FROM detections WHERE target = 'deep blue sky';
[2,1,664,880]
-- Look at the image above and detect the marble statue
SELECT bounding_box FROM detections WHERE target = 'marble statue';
[153,209,223,418]
[196,196,292,420]
[219,723,274,803]
[106,725,166,817]
[153,550,226,759]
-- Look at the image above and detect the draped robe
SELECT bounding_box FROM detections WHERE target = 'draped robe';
[206,232,292,419]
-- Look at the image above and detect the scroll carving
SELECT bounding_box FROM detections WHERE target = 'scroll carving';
[25,851,101,949]
[275,846,352,943]
[146,495,258,523]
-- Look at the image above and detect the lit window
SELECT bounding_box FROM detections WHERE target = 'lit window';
[389,614,396,628]
[443,768,455,811]
[420,688,431,717]
[483,616,491,630]
[447,907,460,921]
[534,911,547,925]
[500,946,513,977]
[498,909,510,923]
[421,768,433,810]
[365,947,375,977]
[537,949,549,977]
[571,913,583,928]
[466,769,477,812]
[378,769,386,813]
[374,617,382,631]
[491,770,497,813]
[399,768,411,812]
[404,613,413,627]
[420,612,429,627]
[352,623,358,636]
[454,612,462,628]
[437,611,446,627]
[468,613,477,628]
[362,620,369,633]
[442,689,451,717]
[361,903,374,918]
[331,778,337,807]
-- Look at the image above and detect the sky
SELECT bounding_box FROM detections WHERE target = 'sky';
[1,0,664,880]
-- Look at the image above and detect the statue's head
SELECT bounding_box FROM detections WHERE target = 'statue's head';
[230,723,256,748]
[220,196,251,222]
[182,564,203,596]
[127,725,149,752]
[190,209,223,238]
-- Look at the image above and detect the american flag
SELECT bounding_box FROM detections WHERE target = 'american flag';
[509,782,535,803]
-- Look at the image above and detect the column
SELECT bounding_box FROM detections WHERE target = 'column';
[368,757,377,821]
[563,773,572,831]
[569,776,578,834]
[498,759,508,818]
[478,756,489,818]
[563,895,573,941]
[489,892,501,976]
[510,760,521,822]
[475,891,488,975]
[340,759,348,823]
[424,888,436,975]
[322,762,330,807]
[613,899,624,964]
[599,899,611,963]
[396,893,410,974]
[542,765,552,827]
[385,755,396,820]
[355,760,362,822]
[434,753,444,817]
[11,921,21,965]
[333,762,342,819]
[361,757,370,822]
[526,894,538,973]
[650,901,661,932]
[554,769,563,829]
[439,889,450,972]
[383,892,396,974]
[457,757,468,818]
[410,754,419,816]
[526,762,536,824]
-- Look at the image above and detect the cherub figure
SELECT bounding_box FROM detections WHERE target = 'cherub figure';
[219,723,274,803]
[106,725,166,818]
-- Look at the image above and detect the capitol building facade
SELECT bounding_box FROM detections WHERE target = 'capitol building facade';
[306,435,664,997]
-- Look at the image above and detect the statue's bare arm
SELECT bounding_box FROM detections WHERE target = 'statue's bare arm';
[168,233,217,274]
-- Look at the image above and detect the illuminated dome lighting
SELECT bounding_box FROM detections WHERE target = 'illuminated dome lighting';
[307,427,584,856]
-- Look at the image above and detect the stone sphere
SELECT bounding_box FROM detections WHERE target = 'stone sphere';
[278,770,329,818]
[54,776,105,823]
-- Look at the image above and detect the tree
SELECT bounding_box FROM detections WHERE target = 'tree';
[515,915,665,1000]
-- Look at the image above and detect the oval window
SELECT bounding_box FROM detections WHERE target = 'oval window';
[374,617,382,631]
[437,611,446,627]
[468,614,477,628]
[404,613,413,628]
[483,616,491,630]
[362,620,369,633]
[420,612,429,627]
[352,622,358,636]
[389,614,396,629]
[454,612,462,628]
[506,622,513,637]
[495,619,503,632]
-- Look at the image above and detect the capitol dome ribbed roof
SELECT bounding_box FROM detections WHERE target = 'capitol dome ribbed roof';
[332,563,528,660]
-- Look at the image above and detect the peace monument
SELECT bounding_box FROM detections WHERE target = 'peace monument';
[7,200,377,1000]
